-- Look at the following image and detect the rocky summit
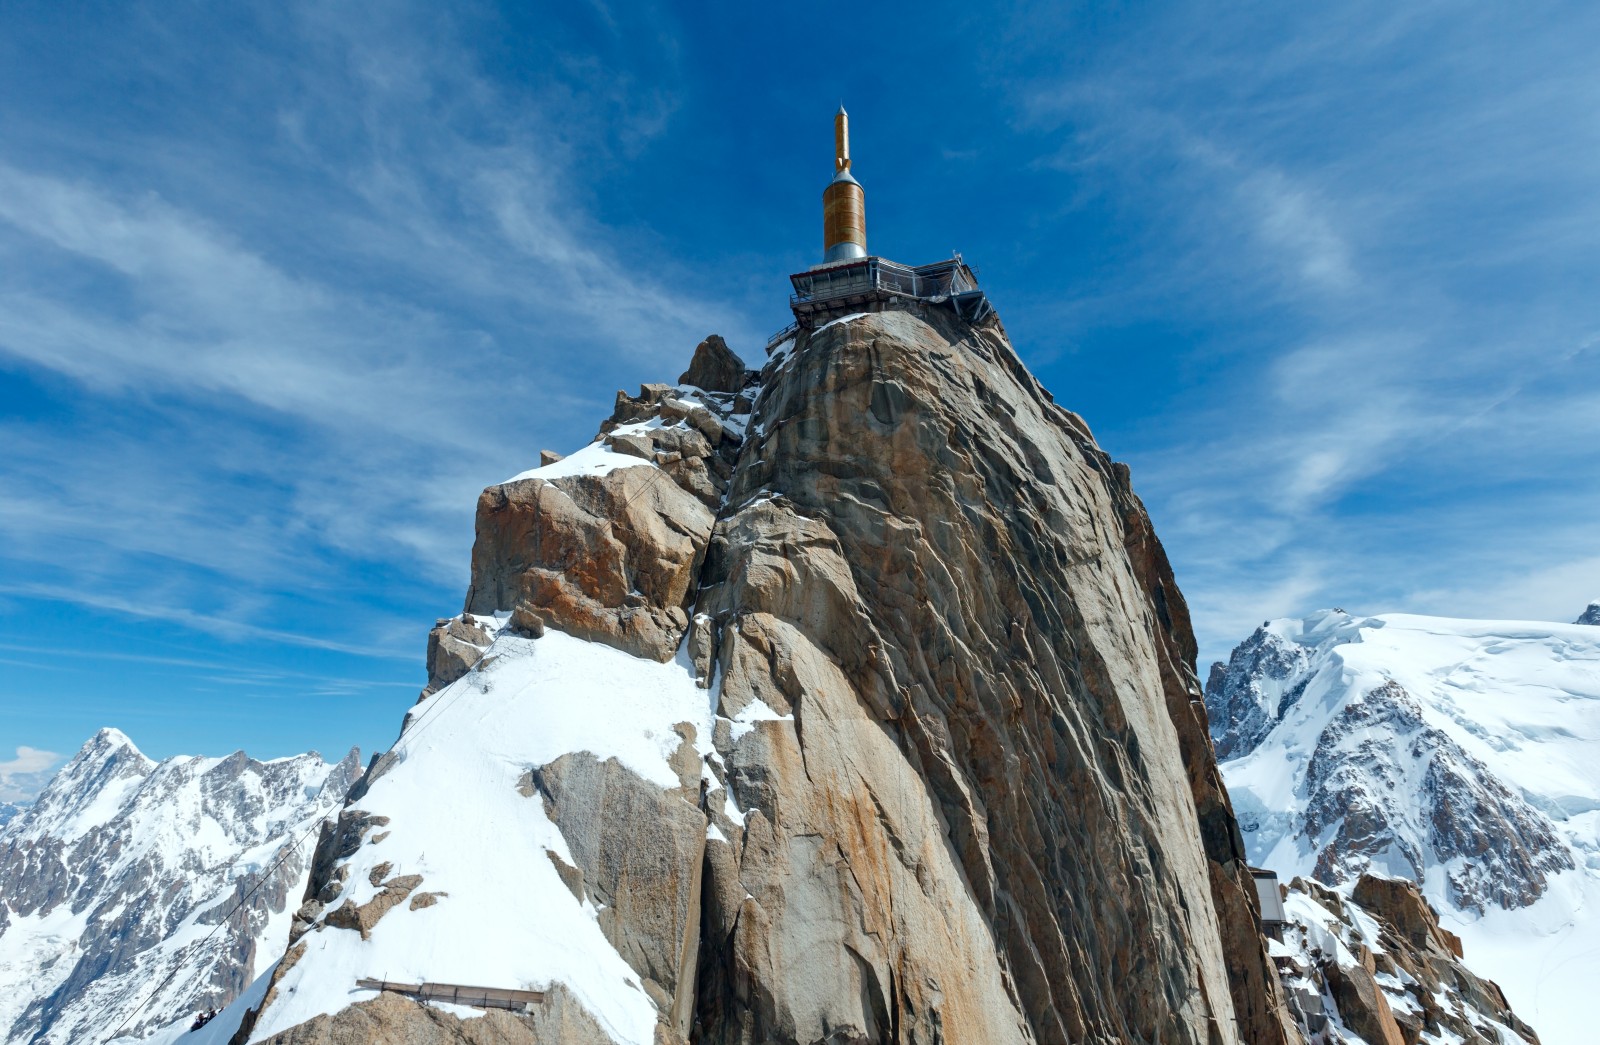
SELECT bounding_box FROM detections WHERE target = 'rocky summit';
[227,307,1295,1045]
[1272,874,1540,1045]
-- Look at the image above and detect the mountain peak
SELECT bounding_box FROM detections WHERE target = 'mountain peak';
[235,308,1295,1045]
[84,724,144,757]
[1210,608,1600,1044]
[0,738,359,1043]
[1576,600,1600,625]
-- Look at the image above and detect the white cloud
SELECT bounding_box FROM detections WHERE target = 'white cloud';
[0,1,758,653]
[1241,168,1356,293]
[1005,3,1600,658]
[0,745,62,804]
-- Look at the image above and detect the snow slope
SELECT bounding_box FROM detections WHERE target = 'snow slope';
[0,729,359,1044]
[241,626,752,1045]
[1207,610,1600,1045]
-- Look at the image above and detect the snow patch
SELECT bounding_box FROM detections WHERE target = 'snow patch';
[502,438,655,485]
[248,629,718,1045]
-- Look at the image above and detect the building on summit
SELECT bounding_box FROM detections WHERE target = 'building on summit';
[785,106,994,334]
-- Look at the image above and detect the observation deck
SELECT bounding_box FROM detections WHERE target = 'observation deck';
[786,254,994,331]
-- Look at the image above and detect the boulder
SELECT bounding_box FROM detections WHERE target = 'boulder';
[1325,960,1405,1045]
[420,615,492,698]
[324,874,423,940]
[463,466,714,662]
[677,334,750,392]
[1353,874,1454,954]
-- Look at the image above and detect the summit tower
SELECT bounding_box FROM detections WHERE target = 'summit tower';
[784,107,993,336]
[823,106,867,262]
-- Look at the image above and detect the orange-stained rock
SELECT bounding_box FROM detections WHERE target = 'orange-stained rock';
[688,309,1288,1044]
[464,464,714,663]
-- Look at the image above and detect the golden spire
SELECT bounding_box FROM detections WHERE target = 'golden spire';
[823,106,866,263]
[835,105,850,172]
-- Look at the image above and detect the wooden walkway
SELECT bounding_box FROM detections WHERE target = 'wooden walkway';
[356,978,546,1012]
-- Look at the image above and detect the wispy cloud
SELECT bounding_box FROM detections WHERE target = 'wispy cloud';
[0,0,754,677]
[0,583,415,660]
[997,1,1600,658]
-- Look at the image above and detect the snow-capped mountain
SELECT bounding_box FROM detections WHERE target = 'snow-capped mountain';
[1576,600,1600,626]
[1207,609,1600,1045]
[0,728,360,1045]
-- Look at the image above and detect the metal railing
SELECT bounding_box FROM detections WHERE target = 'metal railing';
[790,257,976,307]
[764,321,798,355]
[356,978,546,1013]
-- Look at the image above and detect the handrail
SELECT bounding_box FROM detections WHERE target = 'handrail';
[356,978,546,1012]
[764,321,798,354]
[791,256,975,306]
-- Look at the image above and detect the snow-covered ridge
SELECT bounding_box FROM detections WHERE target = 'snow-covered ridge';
[0,728,360,1045]
[241,627,750,1045]
[1207,608,1600,1045]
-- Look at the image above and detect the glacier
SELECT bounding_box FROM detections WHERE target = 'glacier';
[1208,608,1600,1045]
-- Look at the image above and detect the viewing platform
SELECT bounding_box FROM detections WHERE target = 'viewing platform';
[356,978,545,1013]
[787,254,994,330]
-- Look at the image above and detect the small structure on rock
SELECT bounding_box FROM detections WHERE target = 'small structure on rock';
[1250,867,1288,940]
[781,107,994,341]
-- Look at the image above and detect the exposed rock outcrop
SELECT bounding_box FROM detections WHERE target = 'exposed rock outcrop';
[246,985,618,1045]
[530,750,706,1031]
[689,308,1287,1045]
[1274,875,1539,1045]
[1300,679,1571,911]
[679,333,756,393]
[1576,600,1600,626]
[420,614,497,699]
[245,307,1293,1045]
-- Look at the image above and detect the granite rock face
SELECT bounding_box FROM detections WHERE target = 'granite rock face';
[690,308,1287,1044]
[247,308,1290,1045]
[531,750,707,1031]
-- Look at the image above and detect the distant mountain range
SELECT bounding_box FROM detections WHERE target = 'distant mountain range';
[0,728,359,1044]
[1208,607,1600,1045]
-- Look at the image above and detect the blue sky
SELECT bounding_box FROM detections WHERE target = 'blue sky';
[2,1,1597,783]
